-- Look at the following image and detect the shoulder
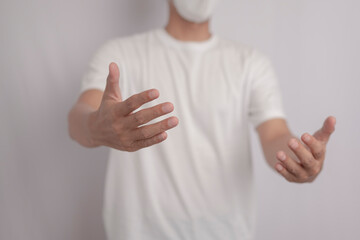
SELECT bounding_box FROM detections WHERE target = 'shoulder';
[89,30,159,72]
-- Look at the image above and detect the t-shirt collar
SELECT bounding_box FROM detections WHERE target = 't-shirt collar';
[156,28,218,51]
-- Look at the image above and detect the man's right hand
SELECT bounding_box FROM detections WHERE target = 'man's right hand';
[87,62,179,152]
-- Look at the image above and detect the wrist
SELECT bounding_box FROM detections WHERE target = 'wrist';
[86,110,102,147]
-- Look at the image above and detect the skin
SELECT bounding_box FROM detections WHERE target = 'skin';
[68,1,336,183]
[68,63,178,152]
[257,116,336,183]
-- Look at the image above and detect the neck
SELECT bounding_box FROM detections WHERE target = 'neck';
[165,2,211,42]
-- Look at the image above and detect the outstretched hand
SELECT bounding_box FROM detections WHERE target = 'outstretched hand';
[88,62,179,152]
[275,116,336,183]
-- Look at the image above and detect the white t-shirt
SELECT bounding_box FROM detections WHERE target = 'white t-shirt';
[81,28,286,240]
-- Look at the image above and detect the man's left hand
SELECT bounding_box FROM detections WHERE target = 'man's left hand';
[275,116,336,183]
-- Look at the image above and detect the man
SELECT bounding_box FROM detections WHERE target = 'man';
[68,0,336,239]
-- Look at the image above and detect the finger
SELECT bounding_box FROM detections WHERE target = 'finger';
[288,138,316,169]
[131,116,178,140]
[126,102,174,127]
[313,116,336,143]
[275,163,296,182]
[301,133,325,160]
[276,150,306,177]
[103,62,122,101]
[132,132,168,150]
[119,89,160,116]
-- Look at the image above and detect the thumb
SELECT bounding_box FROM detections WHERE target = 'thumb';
[103,62,122,101]
[313,116,336,143]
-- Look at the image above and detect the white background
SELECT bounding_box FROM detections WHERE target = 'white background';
[1,0,359,239]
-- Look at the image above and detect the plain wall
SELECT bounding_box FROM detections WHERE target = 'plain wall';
[1,0,359,239]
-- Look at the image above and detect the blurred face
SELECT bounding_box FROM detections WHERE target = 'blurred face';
[171,0,219,23]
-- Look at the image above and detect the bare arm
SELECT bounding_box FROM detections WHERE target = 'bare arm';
[256,117,336,183]
[68,89,103,147]
[67,62,179,151]
[256,118,293,169]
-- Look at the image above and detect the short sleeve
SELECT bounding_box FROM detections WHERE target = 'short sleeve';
[248,50,286,128]
[80,39,123,93]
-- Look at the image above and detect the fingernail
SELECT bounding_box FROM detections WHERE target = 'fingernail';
[333,117,337,125]
[149,90,158,99]
[290,139,298,149]
[168,118,178,127]
[276,164,283,171]
[159,132,167,140]
[303,134,311,142]
[278,152,286,161]
[162,103,173,113]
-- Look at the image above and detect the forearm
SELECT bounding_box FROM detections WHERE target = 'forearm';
[261,133,298,169]
[68,102,99,148]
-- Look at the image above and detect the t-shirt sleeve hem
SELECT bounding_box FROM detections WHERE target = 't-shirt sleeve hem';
[251,111,287,129]
[79,82,106,95]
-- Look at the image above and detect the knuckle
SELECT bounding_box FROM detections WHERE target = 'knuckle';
[137,93,148,103]
[281,157,288,163]
[156,133,165,142]
[314,152,322,159]
[307,155,314,162]
[304,156,314,166]
[125,99,137,111]
[145,108,157,122]
[299,173,308,182]
[159,122,168,131]
[155,106,163,117]
[308,171,316,177]
[133,113,145,125]
[314,149,325,159]
[312,166,321,176]
[140,128,152,139]
[306,167,318,177]
[143,93,150,102]
[148,135,162,146]
[286,166,296,175]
